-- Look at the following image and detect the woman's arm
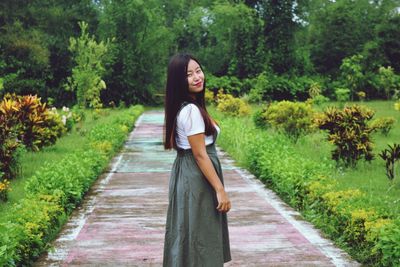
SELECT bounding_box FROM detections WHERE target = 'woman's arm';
[188,133,231,213]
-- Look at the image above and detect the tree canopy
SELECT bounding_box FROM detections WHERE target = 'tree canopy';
[0,0,399,105]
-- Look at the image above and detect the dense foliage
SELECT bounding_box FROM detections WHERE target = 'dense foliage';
[314,105,375,167]
[1,0,399,105]
[210,107,400,266]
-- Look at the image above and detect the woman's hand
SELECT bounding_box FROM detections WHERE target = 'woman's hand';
[216,188,231,213]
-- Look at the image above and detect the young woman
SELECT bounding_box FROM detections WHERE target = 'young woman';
[163,53,232,266]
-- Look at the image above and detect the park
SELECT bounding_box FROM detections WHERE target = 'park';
[1,0,400,266]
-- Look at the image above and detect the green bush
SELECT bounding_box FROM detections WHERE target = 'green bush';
[311,94,330,106]
[376,219,400,266]
[314,104,375,167]
[248,73,318,102]
[216,91,251,116]
[370,117,396,136]
[0,195,67,266]
[335,87,351,103]
[263,101,315,143]
[206,74,243,97]
[252,106,269,129]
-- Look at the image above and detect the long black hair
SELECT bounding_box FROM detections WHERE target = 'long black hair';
[163,53,217,150]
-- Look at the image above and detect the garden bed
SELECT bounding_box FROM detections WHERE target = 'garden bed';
[209,101,400,266]
[0,105,143,266]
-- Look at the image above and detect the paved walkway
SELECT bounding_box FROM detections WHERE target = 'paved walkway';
[35,110,359,267]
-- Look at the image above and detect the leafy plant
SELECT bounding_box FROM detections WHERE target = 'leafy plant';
[340,54,364,101]
[334,87,351,103]
[9,94,66,151]
[357,91,366,101]
[0,177,11,201]
[252,105,269,129]
[311,94,330,106]
[0,96,21,179]
[379,144,400,181]
[308,81,322,98]
[205,89,215,105]
[216,91,250,116]
[65,21,112,108]
[314,104,375,167]
[263,100,315,143]
[378,66,399,100]
[370,117,396,136]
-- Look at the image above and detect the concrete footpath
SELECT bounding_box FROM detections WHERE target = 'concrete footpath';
[34,110,359,267]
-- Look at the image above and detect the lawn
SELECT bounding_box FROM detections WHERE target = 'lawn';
[298,100,400,215]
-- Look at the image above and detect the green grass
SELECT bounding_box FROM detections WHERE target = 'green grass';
[212,100,400,215]
[281,100,400,215]
[0,108,135,214]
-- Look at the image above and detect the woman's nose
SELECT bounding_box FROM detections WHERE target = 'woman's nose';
[193,73,201,81]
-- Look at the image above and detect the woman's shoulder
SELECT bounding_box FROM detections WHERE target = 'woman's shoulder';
[177,103,201,122]
[178,103,199,116]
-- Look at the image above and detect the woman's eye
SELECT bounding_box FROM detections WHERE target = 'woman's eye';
[187,73,192,77]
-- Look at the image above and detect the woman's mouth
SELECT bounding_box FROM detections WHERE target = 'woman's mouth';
[194,81,203,87]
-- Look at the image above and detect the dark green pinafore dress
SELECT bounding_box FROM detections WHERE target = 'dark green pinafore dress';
[163,103,231,267]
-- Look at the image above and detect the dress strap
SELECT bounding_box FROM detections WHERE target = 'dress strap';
[175,101,218,150]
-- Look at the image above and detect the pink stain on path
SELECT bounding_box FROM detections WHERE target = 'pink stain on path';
[34,111,359,267]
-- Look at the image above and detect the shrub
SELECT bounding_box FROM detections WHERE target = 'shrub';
[376,219,400,266]
[314,104,375,167]
[394,101,400,112]
[0,195,67,266]
[206,74,243,97]
[311,94,330,106]
[335,87,351,103]
[357,91,366,101]
[56,106,75,132]
[248,72,269,103]
[205,89,215,105]
[0,96,22,179]
[339,54,364,101]
[308,81,321,98]
[0,177,11,201]
[66,21,111,108]
[370,117,396,136]
[378,66,399,100]
[216,91,250,116]
[263,101,315,143]
[253,106,269,129]
[4,94,67,151]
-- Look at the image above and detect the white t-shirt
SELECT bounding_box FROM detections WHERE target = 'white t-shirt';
[176,103,220,149]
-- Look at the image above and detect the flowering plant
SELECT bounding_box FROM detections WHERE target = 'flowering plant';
[0,178,11,201]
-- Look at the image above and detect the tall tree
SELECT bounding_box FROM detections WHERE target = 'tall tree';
[0,0,98,105]
[97,0,172,105]
[307,0,393,75]
[260,0,297,74]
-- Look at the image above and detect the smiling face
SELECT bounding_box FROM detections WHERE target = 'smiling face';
[187,59,205,96]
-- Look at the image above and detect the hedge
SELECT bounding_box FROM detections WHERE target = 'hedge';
[211,110,400,266]
[0,105,143,266]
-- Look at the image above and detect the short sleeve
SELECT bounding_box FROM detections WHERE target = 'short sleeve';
[177,104,205,136]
